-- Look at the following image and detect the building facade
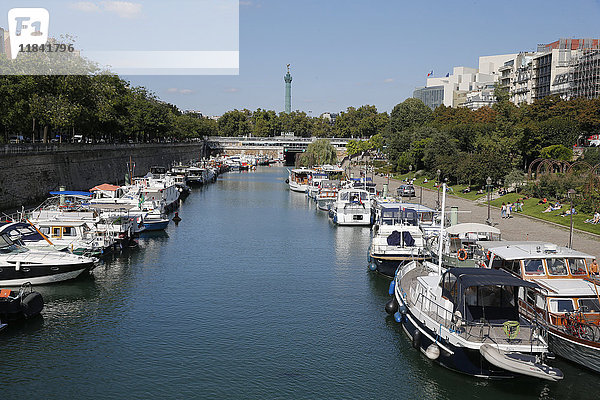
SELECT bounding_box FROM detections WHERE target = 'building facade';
[413,86,444,110]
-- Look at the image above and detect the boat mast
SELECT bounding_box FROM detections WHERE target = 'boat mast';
[437,183,446,275]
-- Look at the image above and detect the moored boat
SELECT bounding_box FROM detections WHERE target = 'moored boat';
[481,241,600,373]
[368,203,429,277]
[330,188,372,226]
[390,261,562,380]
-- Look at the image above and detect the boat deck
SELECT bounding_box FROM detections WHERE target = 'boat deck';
[398,263,539,346]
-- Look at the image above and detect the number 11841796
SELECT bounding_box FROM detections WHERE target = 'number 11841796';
[19,43,74,53]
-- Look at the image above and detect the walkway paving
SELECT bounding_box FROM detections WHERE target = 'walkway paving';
[353,168,600,260]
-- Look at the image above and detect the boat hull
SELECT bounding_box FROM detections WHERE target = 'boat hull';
[143,219,170,231]
[549,328,600,373]
[396,293,523,379]
[369,257,404,278]
[0,262,94,286]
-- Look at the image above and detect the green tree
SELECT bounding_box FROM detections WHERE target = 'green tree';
[540,144,574,161]
[388,98,432,134]
[297,139,337,166]
[218,109,252,136]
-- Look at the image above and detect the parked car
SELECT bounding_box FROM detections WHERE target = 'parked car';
[397,184,415,197]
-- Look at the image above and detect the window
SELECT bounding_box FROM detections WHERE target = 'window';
[526,288,536,306]
[549,298,574,313]
[505,260,520,275]
[52,227,62,238]
[40,227,50,235]
[441,273,457,300]
[568,258,587,276]
[547,259,568,276]
[578,298,600,313]
[62,227,76,237]
[523,259,545,275]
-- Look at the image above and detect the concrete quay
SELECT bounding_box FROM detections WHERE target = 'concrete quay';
[354,167,600,261]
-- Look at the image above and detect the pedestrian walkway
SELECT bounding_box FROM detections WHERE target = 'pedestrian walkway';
[355,168,600,260]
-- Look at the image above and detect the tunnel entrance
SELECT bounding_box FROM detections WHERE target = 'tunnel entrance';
[283,148,305,166]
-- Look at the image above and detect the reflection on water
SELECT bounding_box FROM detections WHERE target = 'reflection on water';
[0,167,598,399]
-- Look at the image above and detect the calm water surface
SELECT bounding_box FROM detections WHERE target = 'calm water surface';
[1,167,598,399]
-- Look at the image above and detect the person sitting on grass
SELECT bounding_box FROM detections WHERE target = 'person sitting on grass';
[538,197,548,205]
[477,187,484,195]
[423,178,428,183]
[462,187,471,194]
[560,207,577,217]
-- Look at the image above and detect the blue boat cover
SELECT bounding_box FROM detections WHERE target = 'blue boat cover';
[49,191,92,197]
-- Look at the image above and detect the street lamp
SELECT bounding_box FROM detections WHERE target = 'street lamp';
[568,189,576,248]
[436,169,441,209]
[486,176,492,226]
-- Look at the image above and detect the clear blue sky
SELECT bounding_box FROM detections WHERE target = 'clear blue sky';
[4,0,600,115]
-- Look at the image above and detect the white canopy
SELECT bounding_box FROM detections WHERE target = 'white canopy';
[445,222,500,235]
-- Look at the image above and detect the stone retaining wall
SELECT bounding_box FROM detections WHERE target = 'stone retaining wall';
[0,143,208,210]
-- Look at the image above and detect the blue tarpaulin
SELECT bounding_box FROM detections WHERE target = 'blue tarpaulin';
[49,191,92,197]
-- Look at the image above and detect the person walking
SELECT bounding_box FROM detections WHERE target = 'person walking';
[506,202,512,219]
[501,203,506,219]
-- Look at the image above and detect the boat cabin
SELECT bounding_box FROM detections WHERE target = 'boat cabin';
[438,268,537,324]
[481,241,592,280]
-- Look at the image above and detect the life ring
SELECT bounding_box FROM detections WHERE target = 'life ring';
[457,248,468,261]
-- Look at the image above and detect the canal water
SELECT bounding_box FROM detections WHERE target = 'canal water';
[1,167,598,399]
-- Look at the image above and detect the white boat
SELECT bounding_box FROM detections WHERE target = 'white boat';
[330,188,372,226]
[186,166,205,185]
[0,232,96,285]
[368,203,428,277]
[480,241,600,373]
[287,168,313,193]
[386,185,562,381]
[389,261,562,380]
[307,172,329,198]
[315,180,340,211]
[428,223,501,268]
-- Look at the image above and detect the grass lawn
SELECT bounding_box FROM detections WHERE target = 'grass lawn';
[490,193,600,236]
[392,173,486,201]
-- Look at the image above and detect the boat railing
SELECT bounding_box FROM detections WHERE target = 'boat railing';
[412,292,543,346]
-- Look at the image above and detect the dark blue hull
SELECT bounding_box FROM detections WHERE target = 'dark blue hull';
[397,298,516,379]
[143,220,169,231]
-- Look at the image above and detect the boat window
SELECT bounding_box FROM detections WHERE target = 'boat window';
[340,192,349,201]
[578,298,600,313]
[567,258,587,276]
[526,288,536,306]
[490,255,504,270]
[547,258,568,276]
[420,212,433,223]
[441,273,457,300]
[40,227,50,235]
[448,237,462,253]
[478,285,515,308]
[52,227,62,238]
[536,294,545,310]
[62,227,77,237]
[506,260,521,275]
[523,259,545,275]
[549,298,574,313]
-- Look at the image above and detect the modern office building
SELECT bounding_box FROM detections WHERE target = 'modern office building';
[413,54,516,110]
[413,85,444,110]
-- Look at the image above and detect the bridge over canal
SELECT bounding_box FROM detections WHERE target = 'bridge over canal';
[207,136,355,165]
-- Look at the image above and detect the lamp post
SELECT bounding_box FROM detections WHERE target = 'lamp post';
[486,176,492,226]
[568,189,576,248]
[436,169,441,209]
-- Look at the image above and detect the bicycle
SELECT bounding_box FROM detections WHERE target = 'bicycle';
[563,309,597,342]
